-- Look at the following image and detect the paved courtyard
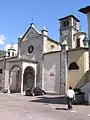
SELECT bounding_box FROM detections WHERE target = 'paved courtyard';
[0,93,90,120]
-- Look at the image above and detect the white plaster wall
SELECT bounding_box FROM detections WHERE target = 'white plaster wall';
[43,52,60,94]
[81,51,89,102]
[72,28,78,48]
[43,39,60,53]
[8,61,22,71]
[84,51,89,72]
[75,33,86,47]
[79,34,86,47]
[72,29,76,48]
[68,49,89,89]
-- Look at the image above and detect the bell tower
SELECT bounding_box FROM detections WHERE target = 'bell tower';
[59,15,80,49]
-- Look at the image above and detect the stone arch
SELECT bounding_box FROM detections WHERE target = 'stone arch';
[9,65,21,93]
[23,66,35,91]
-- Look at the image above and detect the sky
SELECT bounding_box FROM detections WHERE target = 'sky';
[0,0,90,51]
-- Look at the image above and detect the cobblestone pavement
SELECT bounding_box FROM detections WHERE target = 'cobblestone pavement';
[0,93,90,120]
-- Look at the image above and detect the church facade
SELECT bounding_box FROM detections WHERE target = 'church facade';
[0,15,89,95]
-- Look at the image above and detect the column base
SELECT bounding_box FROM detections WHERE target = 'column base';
[21,91,25,96]
[7,89,10,94]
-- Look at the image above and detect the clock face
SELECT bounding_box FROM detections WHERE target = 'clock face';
[28,45,34,54]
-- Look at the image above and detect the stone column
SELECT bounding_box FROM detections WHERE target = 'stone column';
[41,26,48,53]
[41,26,48,89]
[7,71,11,94]
[41,56,44,90]
[21,66,24,95]
[17,38,21,58]
[34,72,36,87]
[60,40,68,95]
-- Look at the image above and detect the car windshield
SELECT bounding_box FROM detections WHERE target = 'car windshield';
[32,87,41,91]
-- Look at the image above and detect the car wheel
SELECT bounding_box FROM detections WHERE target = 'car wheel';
[32,92,35,96]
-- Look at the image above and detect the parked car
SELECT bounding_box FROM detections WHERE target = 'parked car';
[74,88,84,95]
[25,87,46,96]
[25,88,32,96]
[73,88,85,104]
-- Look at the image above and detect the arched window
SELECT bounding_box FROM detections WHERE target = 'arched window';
[63,21,66,27]
[12,52,14,56]
[8,52,10,57]
[77,38,80,47]
[68,62,79,70]
[67,20,69,26]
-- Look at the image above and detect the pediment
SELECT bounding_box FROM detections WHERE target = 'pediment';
[21,26,41,42]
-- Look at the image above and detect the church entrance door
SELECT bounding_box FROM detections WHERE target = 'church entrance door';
[23,66,35,91]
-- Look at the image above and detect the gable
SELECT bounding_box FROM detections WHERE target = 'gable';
[19,25,43,62]
[20,26,41,42]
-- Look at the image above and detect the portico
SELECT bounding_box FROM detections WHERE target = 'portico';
[7,58,37,95]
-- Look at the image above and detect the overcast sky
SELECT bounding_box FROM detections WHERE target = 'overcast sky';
[0,0,89,51]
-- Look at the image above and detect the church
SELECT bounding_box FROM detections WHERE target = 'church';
[0,14,89,96]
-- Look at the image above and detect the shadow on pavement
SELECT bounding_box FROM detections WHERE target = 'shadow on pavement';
[29,95,67,104]
[55,107,68,111]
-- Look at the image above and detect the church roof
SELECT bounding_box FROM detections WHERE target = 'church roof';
[43,50,60,55]
[48,37,60,45]
[59,15,80,22]
[74,31,86,36]
[79,6,90,14]
[68,47,88,52]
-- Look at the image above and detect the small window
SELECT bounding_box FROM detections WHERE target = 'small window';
[64,35,68,40]
[51,45,54,50]
[67,20,69,26]
[68,62,79,70]
[73,21,77,28]
[0,68,3,73]
[74,21,77,28]
[63,21,66,26]
[8,52,10,57]
[77,38,80,47]
[63,20,69,27]
[12,52,14,56]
